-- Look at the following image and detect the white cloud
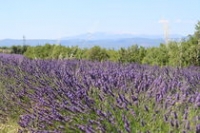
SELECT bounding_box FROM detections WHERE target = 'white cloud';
[158,19,169,24]
[158,19,196,24]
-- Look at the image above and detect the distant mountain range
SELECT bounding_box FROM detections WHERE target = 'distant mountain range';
[62,32,183,40]
[0,32,184,49]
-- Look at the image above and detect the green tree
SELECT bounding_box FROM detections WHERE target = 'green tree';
[194,21,200,40]
[194,21,200,65]
[167,41,180,66]
[118,45,146,64]
[86,46,109,61]
[24,46,35,59]
[107,49,119,62]
[51,45,69,59]
[126,45,140,63]
[142,47,159,65]
[41,44,54,58]
[118,47,128,63]
[10,45,28,54]
[138,46,146,62]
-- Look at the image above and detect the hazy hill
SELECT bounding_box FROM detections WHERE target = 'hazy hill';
[0,33,183,49]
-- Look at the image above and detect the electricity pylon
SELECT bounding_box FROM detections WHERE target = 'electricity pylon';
[23,35,26,46]
[159,19,169,44]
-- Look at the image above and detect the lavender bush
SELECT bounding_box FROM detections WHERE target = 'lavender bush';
[0,53,200,133]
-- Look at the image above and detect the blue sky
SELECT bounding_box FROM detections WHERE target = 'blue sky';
[0,0,199,39]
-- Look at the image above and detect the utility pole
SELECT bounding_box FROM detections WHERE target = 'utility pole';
[23,35,26,46]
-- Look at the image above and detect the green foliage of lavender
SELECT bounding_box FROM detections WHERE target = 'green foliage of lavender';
[0,53,200,133]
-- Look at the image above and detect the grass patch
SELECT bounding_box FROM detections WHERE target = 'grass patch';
[0,119,19,133]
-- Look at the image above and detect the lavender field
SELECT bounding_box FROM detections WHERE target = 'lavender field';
[0,53,200,133]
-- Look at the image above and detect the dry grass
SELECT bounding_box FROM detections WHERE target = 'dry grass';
[0,120,19,133]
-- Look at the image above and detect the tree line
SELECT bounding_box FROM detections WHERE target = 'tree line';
[1,21,200,67]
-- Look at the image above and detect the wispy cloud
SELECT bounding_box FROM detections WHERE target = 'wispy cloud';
[158,19,169,24]
[174,19,196,24]
[158,19,196,24]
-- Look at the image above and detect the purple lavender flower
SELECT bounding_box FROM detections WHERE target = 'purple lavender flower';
[144,105,149,112]
[173,111,178,119]
[196,124,200,133]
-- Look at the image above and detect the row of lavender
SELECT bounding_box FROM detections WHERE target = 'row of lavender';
[0,53,200,133]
